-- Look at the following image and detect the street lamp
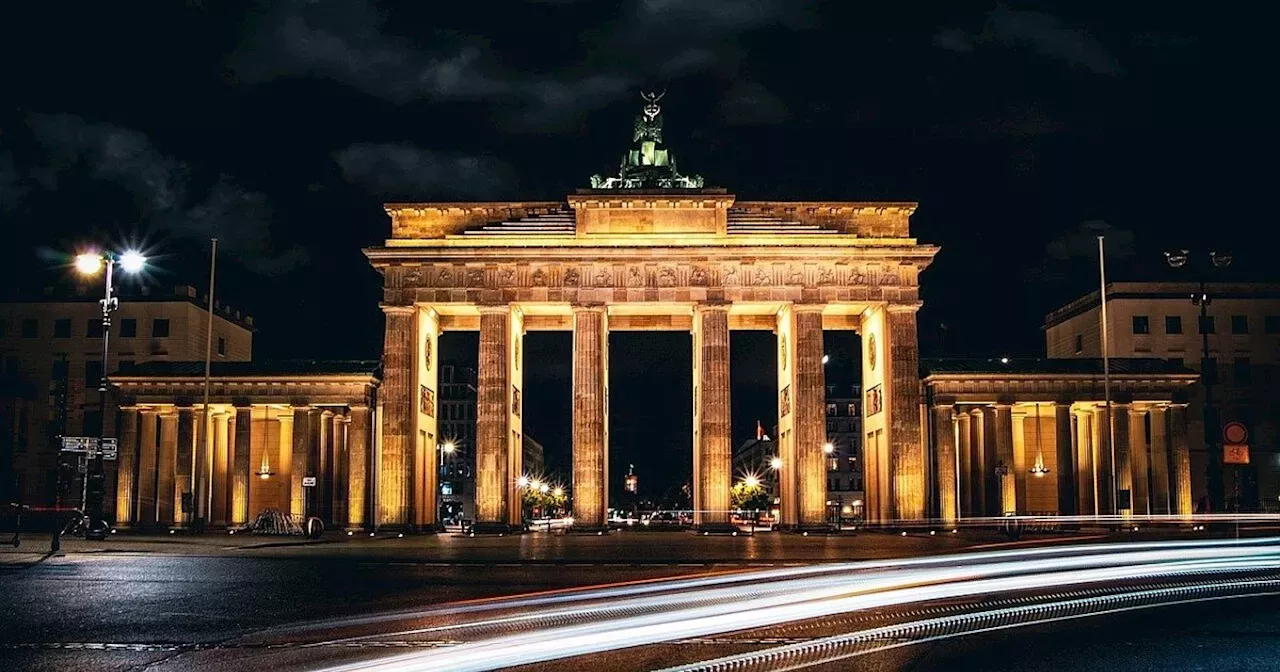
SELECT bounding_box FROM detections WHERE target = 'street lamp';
[438,440,457,529]
[74,249,146,540]
[1165,248,1233,510]
[822,442,835,455]
[769,456,783,471]
[743,474,760,488]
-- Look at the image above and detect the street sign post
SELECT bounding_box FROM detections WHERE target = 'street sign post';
[59,436,118,461]
[1223,423,1250,465]
[302,476,317,487]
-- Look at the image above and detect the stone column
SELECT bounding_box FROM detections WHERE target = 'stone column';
[1011,409,1028,514]
[114,408,139,525]
[291,407,310,518]
[956,411,971,517]
[1093,406,1115,515]
[571,306,609,529]
[693,304,732,529]
[1148,406,1172,515]
[475,305,523,531]
[276,411,294,515]
[1075,410,1095,515]
[135,409,159,527]
[1054,403,1076,516]
[886,304,925,521]
[981,408,998,516]
[1112,403,1132,516]
[331,412,348,527]
[156,412,178,526]
[307,408,322,519]
[1129,407,1150,516]
[970,408,988,516]
[994,404,1015,515]
[174,406,194,527]
[1168,404,1193,517]
[378,304,415,528]
[414,307,441,530]
[792,306,827,528]
[232,405,252,525]
[211,412,230,526]
[347,406,371,529]
[318,409,333,524]
[932,406,958,525]
[774,304,798,527]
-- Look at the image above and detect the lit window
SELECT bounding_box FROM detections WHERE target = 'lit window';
[826,403,837,416]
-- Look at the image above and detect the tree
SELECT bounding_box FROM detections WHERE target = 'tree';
[731,480,771,512]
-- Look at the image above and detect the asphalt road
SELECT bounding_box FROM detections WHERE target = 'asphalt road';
[2,532,1278,671]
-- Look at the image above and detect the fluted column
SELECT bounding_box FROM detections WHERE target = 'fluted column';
[135,409,159,527]
[210,412,230,526]
[114,408,139,525]
[318,409,333,524]
[157,412,178,526]
[291,407,310,518]
[1129,407,1150,516]
[332,412,348,527]
[571,306,609,529]
[232,405,252,525]
[774,304,798,527]
[1112,403,1132,516]
[693,304,732,529]
[1054,403,1076,515]
[475,305,523,530]
[1149,406,1172,515]
[1011,409,1028,514]
[276,411,294,515]
[994,404,1015,515]
[932,405,958,525]
[379,304,415,527]
[1168,404,1193,517]
[956,411,972,517]
[886,304,925,520]
[1093,406,1115,515]
[174,407,194,527]
[1075,410,1095,515]
[793,306,827,527]
[347,406,371,529]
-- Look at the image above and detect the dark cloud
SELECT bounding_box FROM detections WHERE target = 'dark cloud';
[333,143,518,200]
[1029,219,1137,286]
[228,0,801,132]
[718,80,790,126]
[936,7,1123,76]
[9,114,306,276]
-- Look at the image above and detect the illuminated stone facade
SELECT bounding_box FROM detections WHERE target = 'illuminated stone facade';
[367,192,938,530]
[921,359,1199,523]
[109,362,377,530]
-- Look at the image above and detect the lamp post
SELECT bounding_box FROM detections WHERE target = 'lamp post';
[74,250,146,540]
[438,441,456,530]
[1164,249,1232,511]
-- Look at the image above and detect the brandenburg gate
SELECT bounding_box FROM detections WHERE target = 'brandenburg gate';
[365,95,938,532]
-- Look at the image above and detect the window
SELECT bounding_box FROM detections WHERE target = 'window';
[86,319,103,338]
[120,318,137,338]
[152,318,170,338]
[1234,357,1252,385]
[1165,316,1183,334]
[1265,316,1280,334]
[828,458,839,471]
[53,319,71,338]
[826,403,837,416]
[85,359,102,387]
[82,410,102,435]
[1132,315,1150,335]
[117,359,134,372]
[1199,316,1215,334]
[217,336,227,357]
[1231,315,1249,334]
[21,319,38,338]
[1074,334,1083,354]
[51,358,68,380]
[847,402,858,416]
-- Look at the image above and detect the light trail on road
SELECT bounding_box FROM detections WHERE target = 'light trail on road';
[316,538,1280,672]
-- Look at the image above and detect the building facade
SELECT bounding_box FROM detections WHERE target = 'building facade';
[825,383,863,505]
[0,285,252,507]
[1045,282,1280,510]
[922,359,1199,524]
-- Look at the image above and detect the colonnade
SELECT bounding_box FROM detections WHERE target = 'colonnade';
[380,300,923,531]
[113,404,372,529]
[931,401,1194,524]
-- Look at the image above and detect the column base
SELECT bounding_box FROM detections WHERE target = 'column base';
[468,522,525,535]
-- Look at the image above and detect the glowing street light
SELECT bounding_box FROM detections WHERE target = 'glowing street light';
[821,354,830,364]
[552,486,564,498]
[72,248,147,541]
[769,456,783,470]
[539,483,550,494]
[518,475,531,488]
[822,442,835,454]
[743,475,760,488]
[441,441,456,454]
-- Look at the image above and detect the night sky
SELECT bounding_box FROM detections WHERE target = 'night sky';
[0,2,1265,494]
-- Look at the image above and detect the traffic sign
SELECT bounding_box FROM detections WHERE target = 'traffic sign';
[1223,422,1249,445]
[302,476,317,487]
[1224,444,1251,465]
[61,436,97,452]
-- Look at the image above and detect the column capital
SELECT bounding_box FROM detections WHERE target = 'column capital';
[695,301,731,312]
[571,303,607,314]
[380,303,416,315]
[791,303,826,314]
[478,303,514,314]
[886,301,923,314]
